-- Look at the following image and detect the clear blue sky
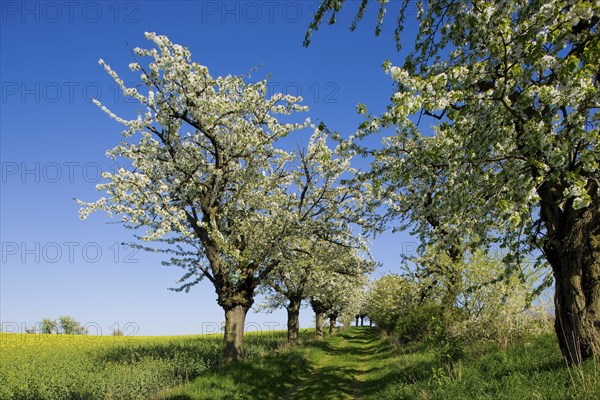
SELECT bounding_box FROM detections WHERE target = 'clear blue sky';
[1,1,420,335]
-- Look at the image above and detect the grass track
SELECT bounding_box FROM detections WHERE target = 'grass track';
[161,327,389,399]
[162,327,600,400]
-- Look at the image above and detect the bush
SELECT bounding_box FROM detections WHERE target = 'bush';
[367,274,417,334]
[436,337,465,364]
[394,303,444,344]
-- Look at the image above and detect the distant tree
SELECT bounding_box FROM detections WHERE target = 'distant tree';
[40,318,57,334]
[308,251,373,337]
[258,237,372,343]
[112,329,124,336]
[352,285,369,326]
[58,316,86,335]
[24,326,37,334]
[310,297,328,340]
[367,274,417,334]
[258,129,368,346]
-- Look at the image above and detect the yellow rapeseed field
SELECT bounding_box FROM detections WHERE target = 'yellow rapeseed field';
[0,330,289,399]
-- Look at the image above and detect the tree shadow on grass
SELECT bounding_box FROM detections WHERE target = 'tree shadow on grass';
[161,349,314,399]
[361,358,440,397]
[162,328,380,399]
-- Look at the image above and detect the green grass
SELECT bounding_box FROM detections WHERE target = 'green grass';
[161,327,600,400]
[160,328,374,399]
[4,327,599,399]
[365,332,600,400]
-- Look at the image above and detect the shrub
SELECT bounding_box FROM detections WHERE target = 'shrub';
[394,302,444,343]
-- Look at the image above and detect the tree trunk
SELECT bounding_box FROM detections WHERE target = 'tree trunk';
[329,315,337,335]
[546,231,600,364]
[343,319,350,330]
[360,316,364,326]
[222,304,249,364]
[356,315,359,326]
[315,311,324,340]
[440,250,461,335]
[287,299,301,346]
[540,182,600,364]
[311,298,327,340]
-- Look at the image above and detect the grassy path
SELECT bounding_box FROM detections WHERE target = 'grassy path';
[161,327,394,399]
[282,327,389,399]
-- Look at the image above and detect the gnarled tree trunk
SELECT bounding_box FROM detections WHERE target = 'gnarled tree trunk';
[286,298,301,346]
[540,181,600,364]
[222,304,249,364]
[217,280,255,364]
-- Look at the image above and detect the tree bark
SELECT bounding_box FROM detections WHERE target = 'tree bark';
[222,304,249,364]
[286,299,301,346]
[546,229,600,364]
[356,315,360,326]
[328,314,337,335]
[540,181,600,364]
[315,311,324,339]
[311,298,327,340]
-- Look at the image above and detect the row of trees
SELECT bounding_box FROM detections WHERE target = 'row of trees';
[80,0,599,365]
[30,316,88,335]
[258,239,374,344]
[78,33,373,363]
[305,0,599,364]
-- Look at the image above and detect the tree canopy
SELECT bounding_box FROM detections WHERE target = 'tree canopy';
[306,0,599,363]
[78,33,372,362]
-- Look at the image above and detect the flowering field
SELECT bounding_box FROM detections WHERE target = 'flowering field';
[0,330,292,400]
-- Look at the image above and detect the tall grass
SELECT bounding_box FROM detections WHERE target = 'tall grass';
[370,333,600,400]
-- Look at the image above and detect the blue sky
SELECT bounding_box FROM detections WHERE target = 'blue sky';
[1,1,420,335]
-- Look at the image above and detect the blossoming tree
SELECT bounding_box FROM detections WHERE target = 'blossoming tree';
[258,130,370,344]
[307,0,599,363]
[307,247,374,336]
[78,33,309,363]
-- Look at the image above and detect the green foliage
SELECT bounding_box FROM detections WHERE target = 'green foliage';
[57,316,86,335]
[448,251,552,346]
[401,250,552,347]
[368,252,550,348]
[39,319,57,335]
[366,274,416,333]
[435,337,465,365]
[394,302,444,344]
